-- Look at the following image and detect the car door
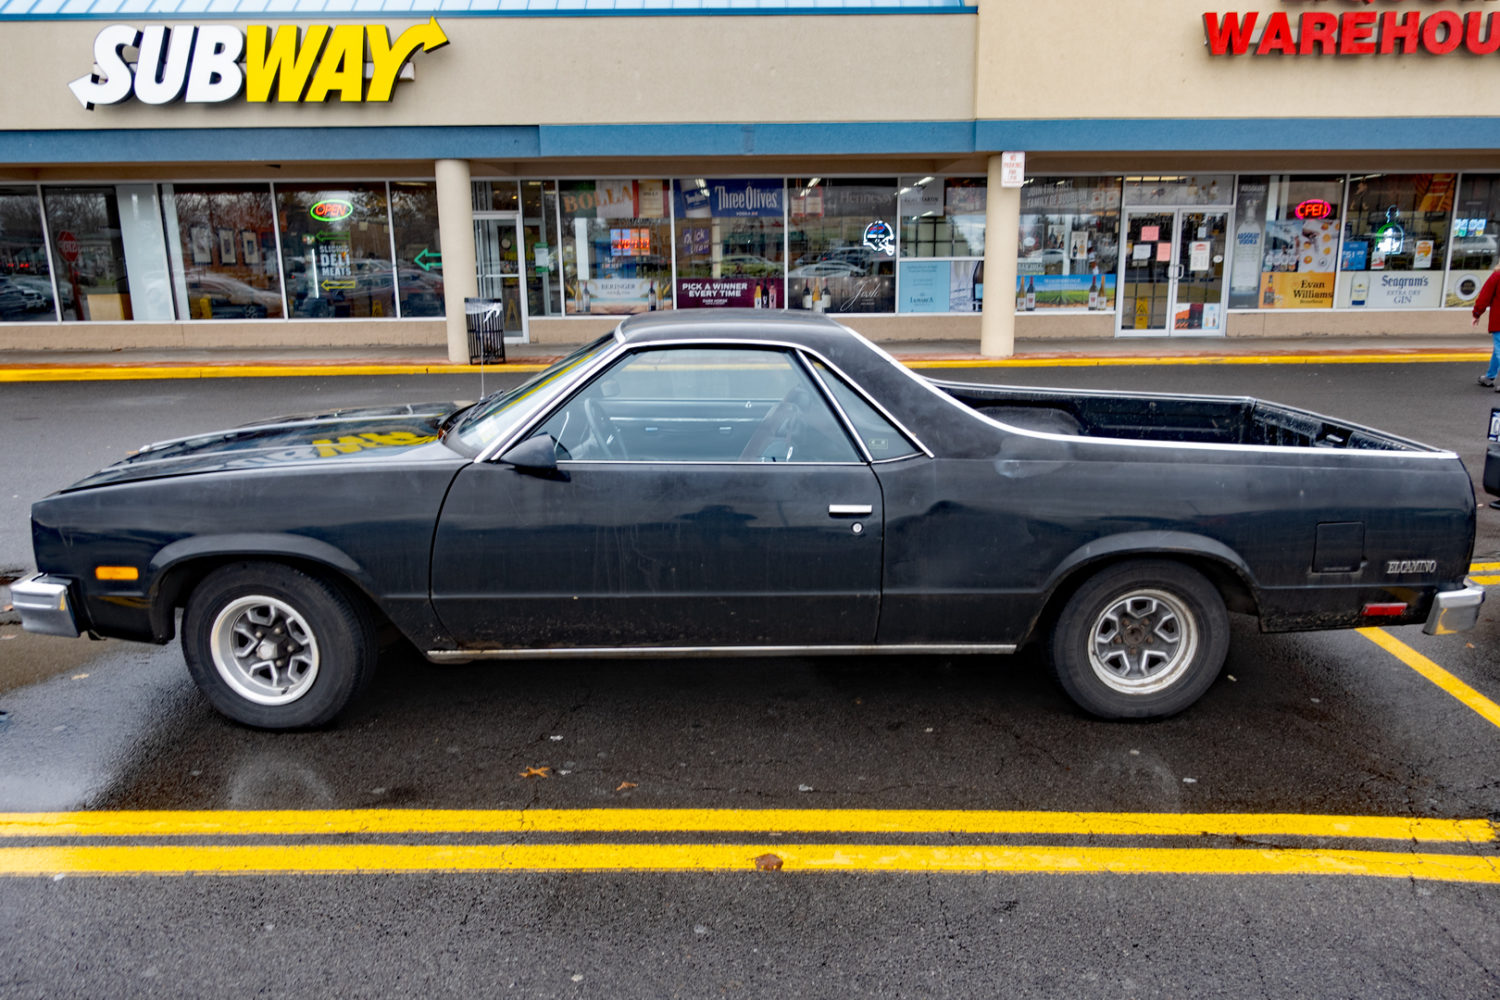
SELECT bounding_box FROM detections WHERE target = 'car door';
[430,344,884,649]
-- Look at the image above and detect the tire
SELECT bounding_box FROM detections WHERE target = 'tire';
[1048,560,1229,720]
[181,562,377,729]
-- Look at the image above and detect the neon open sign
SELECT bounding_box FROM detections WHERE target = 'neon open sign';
[309,200,354,222]
[1295,199,1333,220]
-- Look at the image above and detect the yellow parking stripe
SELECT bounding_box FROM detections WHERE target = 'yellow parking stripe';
[1471,561,1500,585]
[1,843,1496,883]
[0,809,1491,842]
[1360,628,1500,731]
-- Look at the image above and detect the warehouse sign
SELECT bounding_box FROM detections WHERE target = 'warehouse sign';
[68,19,448,109]
[1205,7,1500,56]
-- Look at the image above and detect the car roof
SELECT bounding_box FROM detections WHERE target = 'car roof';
[614,309,858,355]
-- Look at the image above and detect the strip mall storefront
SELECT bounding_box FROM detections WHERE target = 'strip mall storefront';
[1,0,1496,359]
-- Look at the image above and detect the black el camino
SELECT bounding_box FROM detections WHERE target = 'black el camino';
[14,312,1485,728]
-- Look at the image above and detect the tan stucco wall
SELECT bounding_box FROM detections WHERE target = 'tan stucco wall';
[4,15,974,132]
[975,0,1499,122]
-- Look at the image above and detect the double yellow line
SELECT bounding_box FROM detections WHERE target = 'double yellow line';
[0,809,1495,883]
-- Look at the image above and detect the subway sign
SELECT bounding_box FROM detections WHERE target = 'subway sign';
[1205,5,1500,57]
[68,19,448,109]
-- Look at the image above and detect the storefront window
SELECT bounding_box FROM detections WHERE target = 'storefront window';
[1338,173,1454,309]
[0,186,56,322]
[276,183,395,319]
[1445,174,1500,309]
[473,180,520,214]
[523,180,562,318]
[897,176,986,313]
[1016,176,1121,312]
[389,182,444,318]
[559,180,673,316]
[788,178,897,314]
[43,187,132,322]
[167,184,282,320]
[1229,175,1343,310]
[674,178,785,309]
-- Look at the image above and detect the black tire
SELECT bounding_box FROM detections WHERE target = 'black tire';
[181,562,377,729]
[1048,560,1229,720]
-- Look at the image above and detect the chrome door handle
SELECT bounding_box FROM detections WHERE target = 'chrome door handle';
[828,504,872,516]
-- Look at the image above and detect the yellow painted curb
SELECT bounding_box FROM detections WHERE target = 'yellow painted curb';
[0,352,1487,381]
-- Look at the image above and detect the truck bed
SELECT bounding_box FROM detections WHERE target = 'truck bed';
[931,380,1439,452]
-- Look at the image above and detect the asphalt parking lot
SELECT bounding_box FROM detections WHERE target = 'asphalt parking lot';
[0,358,1496,997]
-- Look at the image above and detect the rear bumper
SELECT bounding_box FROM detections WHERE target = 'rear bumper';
[1423,579,1486,636]
[11,573,81,638]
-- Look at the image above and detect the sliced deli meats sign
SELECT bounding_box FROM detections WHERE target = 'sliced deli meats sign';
[1205,3,1500,57]
[69,18,447,109]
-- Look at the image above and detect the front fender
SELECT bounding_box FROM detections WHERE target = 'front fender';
[144,533,371,642]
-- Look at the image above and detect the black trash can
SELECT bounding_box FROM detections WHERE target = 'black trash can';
[465,297,507,364]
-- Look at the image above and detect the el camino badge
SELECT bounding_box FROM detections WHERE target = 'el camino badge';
[1386,559,1437,575]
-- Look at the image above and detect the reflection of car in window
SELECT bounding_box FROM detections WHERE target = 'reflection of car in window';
[789,260,865,277]
[184,271,284,319]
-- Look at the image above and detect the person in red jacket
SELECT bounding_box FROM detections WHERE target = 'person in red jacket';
[1473,267,1500,388]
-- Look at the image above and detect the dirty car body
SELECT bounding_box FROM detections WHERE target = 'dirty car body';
[15,312,1484,727]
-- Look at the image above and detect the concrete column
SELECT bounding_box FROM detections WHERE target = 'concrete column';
[979,155,1021,358]
[435,158,478,364]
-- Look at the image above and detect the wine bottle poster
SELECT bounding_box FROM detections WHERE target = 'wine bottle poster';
[1012,274,1115,309]
[676,278,765,309]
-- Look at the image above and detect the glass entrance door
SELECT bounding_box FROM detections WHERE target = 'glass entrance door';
[1120,211,1175,335]
[473,213,527,342]
[1173,211,1228,334]
[1117,209,1228,336]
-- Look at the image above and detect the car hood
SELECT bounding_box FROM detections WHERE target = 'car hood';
[65,402,467,490]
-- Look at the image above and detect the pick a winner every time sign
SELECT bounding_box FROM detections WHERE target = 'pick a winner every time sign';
[69,19,449,109]
[1204,9,1500,56]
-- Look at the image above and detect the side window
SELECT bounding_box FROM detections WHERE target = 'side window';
[811,360,922,461]
[536,346,860,463]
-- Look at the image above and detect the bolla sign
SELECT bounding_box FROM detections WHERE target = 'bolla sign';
[68,18,448,109]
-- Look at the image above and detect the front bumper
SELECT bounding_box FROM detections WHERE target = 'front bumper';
[1422,578,1486,636]
[11,573,81,638]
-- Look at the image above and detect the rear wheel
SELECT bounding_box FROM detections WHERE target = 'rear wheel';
[1049,560,1228,719]
[182,562,376,729]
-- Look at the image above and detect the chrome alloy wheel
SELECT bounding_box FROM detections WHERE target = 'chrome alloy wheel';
[1086,588,1199,696]
[208,595,320,706]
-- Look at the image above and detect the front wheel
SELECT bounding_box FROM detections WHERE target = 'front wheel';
[182,562,377,729]
[1048,560,1229,720]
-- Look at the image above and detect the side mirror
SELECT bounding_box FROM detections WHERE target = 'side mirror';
[499,433,561,475]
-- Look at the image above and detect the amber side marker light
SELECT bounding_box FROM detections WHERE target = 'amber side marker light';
[95,566,139,581]
[1361,603,1408,616]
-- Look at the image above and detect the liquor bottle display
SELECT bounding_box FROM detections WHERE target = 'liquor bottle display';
[647,280,658,311]
[802,282,813,310]
[1024,276,1035,311]
[972,260,984,311]
[1087,274,1098,311]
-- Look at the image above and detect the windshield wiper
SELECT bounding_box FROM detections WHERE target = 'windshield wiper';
[437,402,477,438]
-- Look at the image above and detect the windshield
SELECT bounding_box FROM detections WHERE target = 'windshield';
[448,333,617,454]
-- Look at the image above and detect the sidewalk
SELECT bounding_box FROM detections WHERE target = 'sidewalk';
[0,334,1490,379]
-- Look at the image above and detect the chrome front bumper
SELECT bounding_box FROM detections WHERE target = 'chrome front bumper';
[1423,578,1486,636]
[10,573,81,638]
